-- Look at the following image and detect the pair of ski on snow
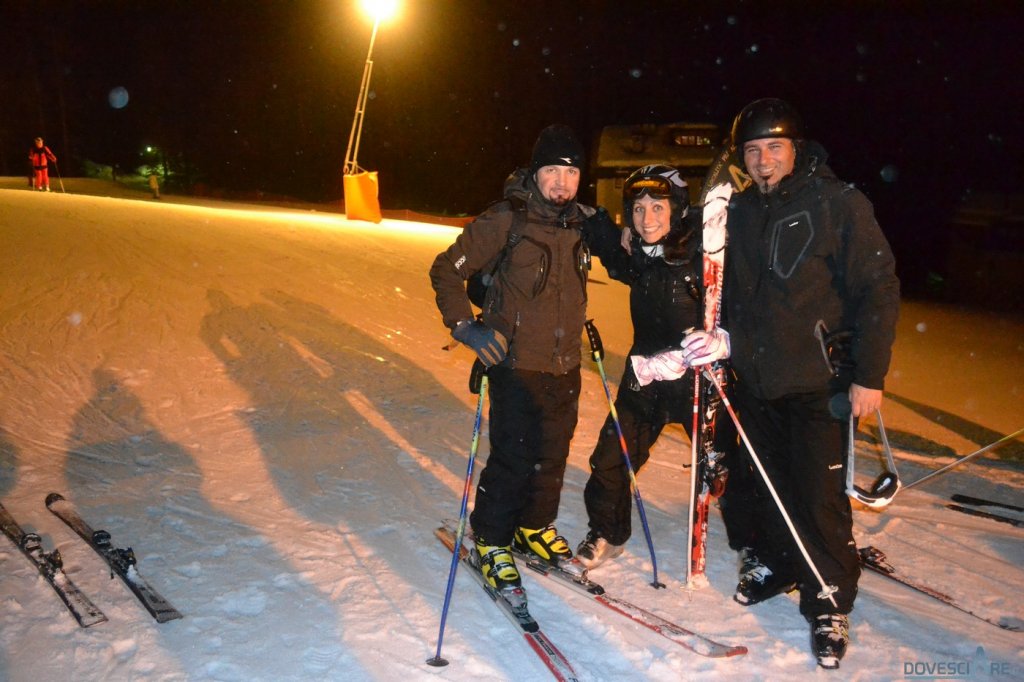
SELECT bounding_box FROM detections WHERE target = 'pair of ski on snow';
[433,524,746,681]
[945,493,1022,528]
[0,493,182,627]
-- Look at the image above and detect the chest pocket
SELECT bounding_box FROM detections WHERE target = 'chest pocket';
[500,236,551,301]
[769,210,814,279]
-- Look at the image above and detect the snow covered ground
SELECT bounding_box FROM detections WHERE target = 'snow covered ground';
[1,182,1021,681]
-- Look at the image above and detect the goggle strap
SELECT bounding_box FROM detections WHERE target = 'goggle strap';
[845,409,902,508]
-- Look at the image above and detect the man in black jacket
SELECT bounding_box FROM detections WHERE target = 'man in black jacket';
[723,99,900,669]
[429,124,594,593]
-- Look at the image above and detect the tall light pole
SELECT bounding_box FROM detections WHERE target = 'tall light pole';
[343,0,398,176]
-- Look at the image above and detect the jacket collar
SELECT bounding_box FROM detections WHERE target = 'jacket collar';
[505,167,584,225]
[751,139,835,205]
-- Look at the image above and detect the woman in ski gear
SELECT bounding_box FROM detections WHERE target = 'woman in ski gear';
[430,124,594,589]
[29,137,57,191]
[576,165,709,567]
[723,98,900,669]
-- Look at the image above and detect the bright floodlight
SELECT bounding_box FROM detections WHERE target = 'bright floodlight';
[361,0,398,22]
[344,0,399,176]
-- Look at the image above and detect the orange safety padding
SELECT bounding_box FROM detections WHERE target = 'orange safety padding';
[343,171,382,224]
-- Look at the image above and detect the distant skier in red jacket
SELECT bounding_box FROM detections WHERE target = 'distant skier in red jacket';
[29,137,57,191]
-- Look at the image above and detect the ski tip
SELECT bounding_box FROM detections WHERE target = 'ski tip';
[155,610,185,623]
[45,492,66,507]
[81,613,109,628]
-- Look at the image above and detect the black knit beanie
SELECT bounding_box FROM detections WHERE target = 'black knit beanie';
[530,124,585,173]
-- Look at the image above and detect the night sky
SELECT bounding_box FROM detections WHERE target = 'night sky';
[3,1,1022,296]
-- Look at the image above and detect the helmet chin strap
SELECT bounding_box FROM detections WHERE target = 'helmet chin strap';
[846,410,902,508]
[639,242,664,258]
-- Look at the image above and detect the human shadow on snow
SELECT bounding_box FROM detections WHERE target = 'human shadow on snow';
[0,426,17,498]
[199,288,524,659]
[58,367,366,680]
[199,288,478,525]
[885,392,1023,459]
[196,287,747,670]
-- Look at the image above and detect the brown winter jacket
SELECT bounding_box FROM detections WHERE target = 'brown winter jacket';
[429,168,595,375]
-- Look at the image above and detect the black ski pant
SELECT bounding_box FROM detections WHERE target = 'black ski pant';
[715,412,762,553]
[733,384,860,619]
[470,365,580,546]
[585,377,759,549]
[583,387,686,546]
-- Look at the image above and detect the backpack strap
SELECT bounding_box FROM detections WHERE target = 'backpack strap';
[466,197,527,308]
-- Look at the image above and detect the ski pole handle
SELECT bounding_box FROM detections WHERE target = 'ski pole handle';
[469,358,487,395]
[585,319,604,361]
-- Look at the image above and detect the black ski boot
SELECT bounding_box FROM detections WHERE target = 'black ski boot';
[811,613,850,669]
[734,559,797,606]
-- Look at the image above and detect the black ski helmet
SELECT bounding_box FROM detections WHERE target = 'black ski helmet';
[622,164,689,229]
[731,98,804,146]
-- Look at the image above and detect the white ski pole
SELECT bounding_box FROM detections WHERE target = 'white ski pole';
[903,426,1024,490]
[703,369,838,607]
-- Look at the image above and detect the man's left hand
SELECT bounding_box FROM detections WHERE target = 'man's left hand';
[620,225,633,254]
[681,327,730,367]
[849,383,883,417]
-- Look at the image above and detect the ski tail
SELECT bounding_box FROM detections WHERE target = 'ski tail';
[945,504,1023,528]
[950,494,1024,514]
[859,545,1021,632]
[0,502,107,628]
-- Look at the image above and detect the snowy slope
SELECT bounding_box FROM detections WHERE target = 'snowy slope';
[0,186,1021,681]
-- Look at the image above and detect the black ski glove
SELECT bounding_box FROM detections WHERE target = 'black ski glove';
[581,206,615,240]
[452,320,508,367]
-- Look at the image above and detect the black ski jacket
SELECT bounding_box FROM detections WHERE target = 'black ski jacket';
[430,168,593,375]
[724,140,900,400]
[585,210,703,422]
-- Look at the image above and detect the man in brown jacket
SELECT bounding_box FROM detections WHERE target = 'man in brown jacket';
[429,124,594,593]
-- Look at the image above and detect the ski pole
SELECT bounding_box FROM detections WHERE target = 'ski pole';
[427,360,488,668]
[54,160,66,193]
[703,369,839,608]
[584,320,664,589]
[903,426,1024,491]
[685,370,702,589]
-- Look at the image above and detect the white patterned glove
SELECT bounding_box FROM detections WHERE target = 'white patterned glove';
[630,349,689,386]
[680,327,730,367]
